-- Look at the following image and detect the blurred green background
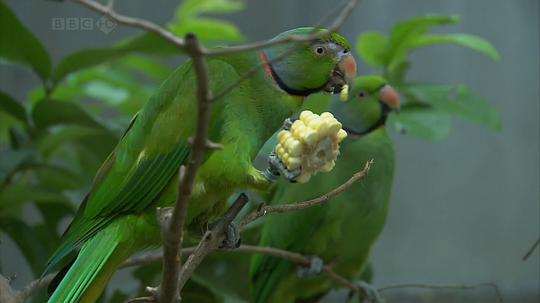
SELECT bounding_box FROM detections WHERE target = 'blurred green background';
[0,0,538,302]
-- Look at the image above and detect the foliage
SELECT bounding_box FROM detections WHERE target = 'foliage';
[356,14,501,140]
[0,1,500,302]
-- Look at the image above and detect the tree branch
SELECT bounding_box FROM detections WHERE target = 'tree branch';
[522,237,540,261]
[240,159,373,229]
[72,0,185,49]
[155,33,213,303]
[204,0,358,56]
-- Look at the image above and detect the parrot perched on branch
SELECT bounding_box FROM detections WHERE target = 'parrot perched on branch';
[250,76,400,303]
[44,28,357,303]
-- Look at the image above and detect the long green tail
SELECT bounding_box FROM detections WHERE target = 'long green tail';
[48,227,125,303]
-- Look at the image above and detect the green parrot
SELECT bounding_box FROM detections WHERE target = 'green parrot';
[250,75,400,303]
[44,28,357,303]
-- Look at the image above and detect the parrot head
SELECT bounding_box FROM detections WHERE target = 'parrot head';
[261,27,356,97]
[328,75,400,135]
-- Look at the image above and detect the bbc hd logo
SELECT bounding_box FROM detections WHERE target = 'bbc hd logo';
[51,15,117,34]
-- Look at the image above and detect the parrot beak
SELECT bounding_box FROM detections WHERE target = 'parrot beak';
[379,84,400,110]
[324,53,357,96]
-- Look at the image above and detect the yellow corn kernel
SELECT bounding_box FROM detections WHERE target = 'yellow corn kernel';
[336,129,347,142]
[286,139,303,156]
[339,84,349,101]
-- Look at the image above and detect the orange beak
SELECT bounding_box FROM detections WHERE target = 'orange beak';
[337,54,357,83]
[379,84,400,110]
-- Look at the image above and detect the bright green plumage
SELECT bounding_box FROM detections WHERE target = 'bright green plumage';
[250,76,396,303]
[45,28,355,303]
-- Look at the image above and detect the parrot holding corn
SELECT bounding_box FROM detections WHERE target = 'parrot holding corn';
[44,28,357,303]
[250,75,400,303]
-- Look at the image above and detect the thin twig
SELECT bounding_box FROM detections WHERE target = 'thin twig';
[0,273,55,303]
[156,33,212,303]
[204,0,358,56]
[240,159,374,228]
[176,194,249,291]
[233,245,366,297]
[378,282,504,302]
[522,237,540,261]
[72,0,185,48]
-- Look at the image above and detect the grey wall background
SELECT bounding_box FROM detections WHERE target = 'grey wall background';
[1,0,538,302]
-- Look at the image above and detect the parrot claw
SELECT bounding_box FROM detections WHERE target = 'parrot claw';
[281,117,295,131]
[297,255,324,278]
[349,281,384,303]
[264,151,301,183]
[220,221,241,249]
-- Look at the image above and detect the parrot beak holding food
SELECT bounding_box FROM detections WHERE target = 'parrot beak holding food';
[379,84,400,110]
[325,52,357,99]
[336,54,356,101]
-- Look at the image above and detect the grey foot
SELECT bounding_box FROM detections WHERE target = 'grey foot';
[349,281,384,303]
[282,118,294,131]
[297,256,324,278]
[263,151,301,183]
[220,221,240,249]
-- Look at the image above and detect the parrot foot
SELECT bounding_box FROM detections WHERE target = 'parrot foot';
[263,151,301,183]
[281,117,295,131]
[297,255,324,278]
[219,221,241,249]
[349,281,384,303]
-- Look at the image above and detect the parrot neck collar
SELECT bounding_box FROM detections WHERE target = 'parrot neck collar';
[343,103,391,138]
[259,51,325,97]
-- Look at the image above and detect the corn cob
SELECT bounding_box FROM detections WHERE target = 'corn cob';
[275,110,347,183]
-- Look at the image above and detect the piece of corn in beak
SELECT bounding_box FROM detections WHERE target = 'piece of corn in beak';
[339,84,349,101]
[274,110,348,183]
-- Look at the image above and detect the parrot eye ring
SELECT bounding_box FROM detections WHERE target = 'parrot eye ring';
[314,46,325,55]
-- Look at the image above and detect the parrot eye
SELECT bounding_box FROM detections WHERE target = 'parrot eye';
[358,91,369,99]
[314,46,326,56]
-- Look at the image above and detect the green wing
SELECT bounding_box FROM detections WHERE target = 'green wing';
[44,63,196,274]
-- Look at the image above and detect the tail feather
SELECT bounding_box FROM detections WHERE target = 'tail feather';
[48,228,121,303]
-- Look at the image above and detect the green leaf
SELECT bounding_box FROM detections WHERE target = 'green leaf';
[409,33,500,61]
[176,0,244,19]
[0,148,34,183]
[387,106,452,140]
[0,1,51,79]
[407,84,501,130]
[0,183,70,211]
[38,125,106,156]
[0,91,27,123]
[117,55,172,81]
[31,99,105,129]
[386,15,460,69]
[0,216,49,275]
[170,18,244,44]
[34,164,84,190]
[356,31,388,66]
[51,32,179,85]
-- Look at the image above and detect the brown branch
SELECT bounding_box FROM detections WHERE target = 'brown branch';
[240,159,374,228]
[176,194,249,291]
[522,237,540,261]
[204,0,358,56]
[72,0,185,49]
[233,245,367,298]
[0,273,55,303]
[156,33,212,303]
[378,282,504,302]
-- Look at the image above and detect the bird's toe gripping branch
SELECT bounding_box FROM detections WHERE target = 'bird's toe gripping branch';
[265,111,347,183]
[350,281,385,303]
[220,221,241,249]
[297,255,324,278]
